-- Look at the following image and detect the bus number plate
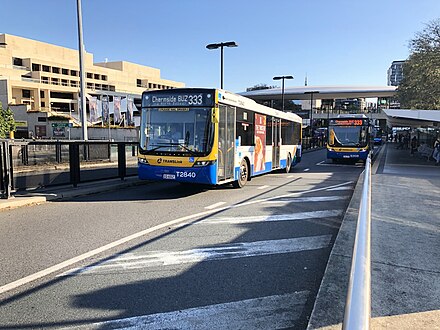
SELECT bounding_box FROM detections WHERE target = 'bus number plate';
[163,174,176,180]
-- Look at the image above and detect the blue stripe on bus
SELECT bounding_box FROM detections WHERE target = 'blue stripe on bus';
[327,150,369,160]
[138,163,217,185]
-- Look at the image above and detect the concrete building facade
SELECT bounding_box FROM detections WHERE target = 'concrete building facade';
[0,33,185,138]
[387,60,405,86]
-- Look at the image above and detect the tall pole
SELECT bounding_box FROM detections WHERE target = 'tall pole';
[310,92,313,135]
[76,0,87,140]
[220,45,224,89]
[281,78,285,111]
[206,41,238,90]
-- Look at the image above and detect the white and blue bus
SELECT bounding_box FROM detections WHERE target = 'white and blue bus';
[138,88,302,187]
[327,114,371,162]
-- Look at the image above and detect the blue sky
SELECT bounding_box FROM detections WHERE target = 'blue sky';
[1,0,439,93]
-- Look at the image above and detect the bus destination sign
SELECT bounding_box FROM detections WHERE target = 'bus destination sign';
[143,92,214,108]
[329,119,367,126]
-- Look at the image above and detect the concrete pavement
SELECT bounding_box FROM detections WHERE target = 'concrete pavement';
[308,142,440,329]
[0,176,147,211]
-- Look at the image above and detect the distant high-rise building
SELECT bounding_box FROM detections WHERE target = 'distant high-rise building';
[387,60,405,86]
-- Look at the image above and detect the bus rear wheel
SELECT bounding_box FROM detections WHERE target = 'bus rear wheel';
[286,154,292,173]
[233,159,248,188]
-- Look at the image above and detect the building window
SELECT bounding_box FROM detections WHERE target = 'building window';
[37,117,47,122]
[86,82,94,89]
[22,89,31,98]
[70,70,77,76]
[32,63,40,71]
[40,90,45,98]
[87,72,93,79]
[137,79,142,87]
[70,81,78,87]
[42,77,49,84]
[95,84,102,90]
[35,125,47,138]
[42,65,50,72]
[41,101,45,108]
[94,73,100,80]
[148,83,152,89]
[13,57,23,66]
[62,68,69,75]
[109,85,115,91]
[101,75,107,81]
[51,78,59,85]
[52,67,60,74]
[61,79,68,86]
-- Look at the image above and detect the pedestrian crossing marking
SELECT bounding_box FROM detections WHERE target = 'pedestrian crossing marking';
[75,292,309,330]
[59,235,331,276]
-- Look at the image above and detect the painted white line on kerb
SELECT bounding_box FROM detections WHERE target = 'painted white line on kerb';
[60,235,331,276]
[257,185,269,190]
[204,202,226,210]
[83,292,309,330]
[304,168,310,172]
[0,180,352,295]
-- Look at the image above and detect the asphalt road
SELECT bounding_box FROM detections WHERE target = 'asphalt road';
[0,149,364,329]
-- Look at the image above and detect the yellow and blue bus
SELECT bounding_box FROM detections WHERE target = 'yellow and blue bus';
[138,88,302,187]
[327,114,371,162]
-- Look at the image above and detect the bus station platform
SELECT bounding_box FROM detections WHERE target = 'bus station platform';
[308,142,440,329]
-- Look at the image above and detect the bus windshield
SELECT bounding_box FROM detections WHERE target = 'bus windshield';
[328,125,368,147]
[140,107,213,155]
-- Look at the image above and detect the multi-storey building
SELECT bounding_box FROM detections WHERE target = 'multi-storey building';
[387,60,405,86]
[0,33,185,137]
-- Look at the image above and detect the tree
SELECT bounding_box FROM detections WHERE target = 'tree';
[398,18,440,109]
[0,101,16,138]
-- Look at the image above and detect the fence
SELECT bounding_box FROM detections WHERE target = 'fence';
[1,140,138,199]
[343,154,372,329]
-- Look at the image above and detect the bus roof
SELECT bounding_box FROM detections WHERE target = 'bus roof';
[217,88,302,123]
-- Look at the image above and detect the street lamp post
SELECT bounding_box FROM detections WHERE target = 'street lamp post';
[206,41,238,89]
[273,75,294,111]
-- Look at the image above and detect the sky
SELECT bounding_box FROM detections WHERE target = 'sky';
[1,0,440,93]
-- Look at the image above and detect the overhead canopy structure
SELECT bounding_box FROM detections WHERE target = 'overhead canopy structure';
[240,86,397,100]
[383,109,440,128]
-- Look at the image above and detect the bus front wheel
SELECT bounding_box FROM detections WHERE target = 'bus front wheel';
[233,159,248,188]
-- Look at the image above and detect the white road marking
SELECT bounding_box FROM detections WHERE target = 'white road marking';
[327,186,353,191]
[59,235,331,276]
[287,175,295,178]
[201,210,342,225]
[317,160,363,167]
[257,185,269,190]
[78,292,309,330]
[304,168,310,172]
[263,196,348,204]
[0,180,352,295]
[204,202,226,210]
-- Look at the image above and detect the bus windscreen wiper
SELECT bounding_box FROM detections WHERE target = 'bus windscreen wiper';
[168,143,198,155]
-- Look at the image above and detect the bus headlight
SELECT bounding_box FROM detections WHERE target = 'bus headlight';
[194,160,215,167]
[138,158,149,164]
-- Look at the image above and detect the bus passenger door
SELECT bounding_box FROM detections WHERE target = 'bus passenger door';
[218,105,235,181]
[272,118,281,169]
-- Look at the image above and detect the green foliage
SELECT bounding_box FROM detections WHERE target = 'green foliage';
[398,19,440,109]
[0,101,16,138]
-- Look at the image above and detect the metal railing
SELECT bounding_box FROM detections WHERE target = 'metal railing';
[0,140,139,198]
[343,154,372,329]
